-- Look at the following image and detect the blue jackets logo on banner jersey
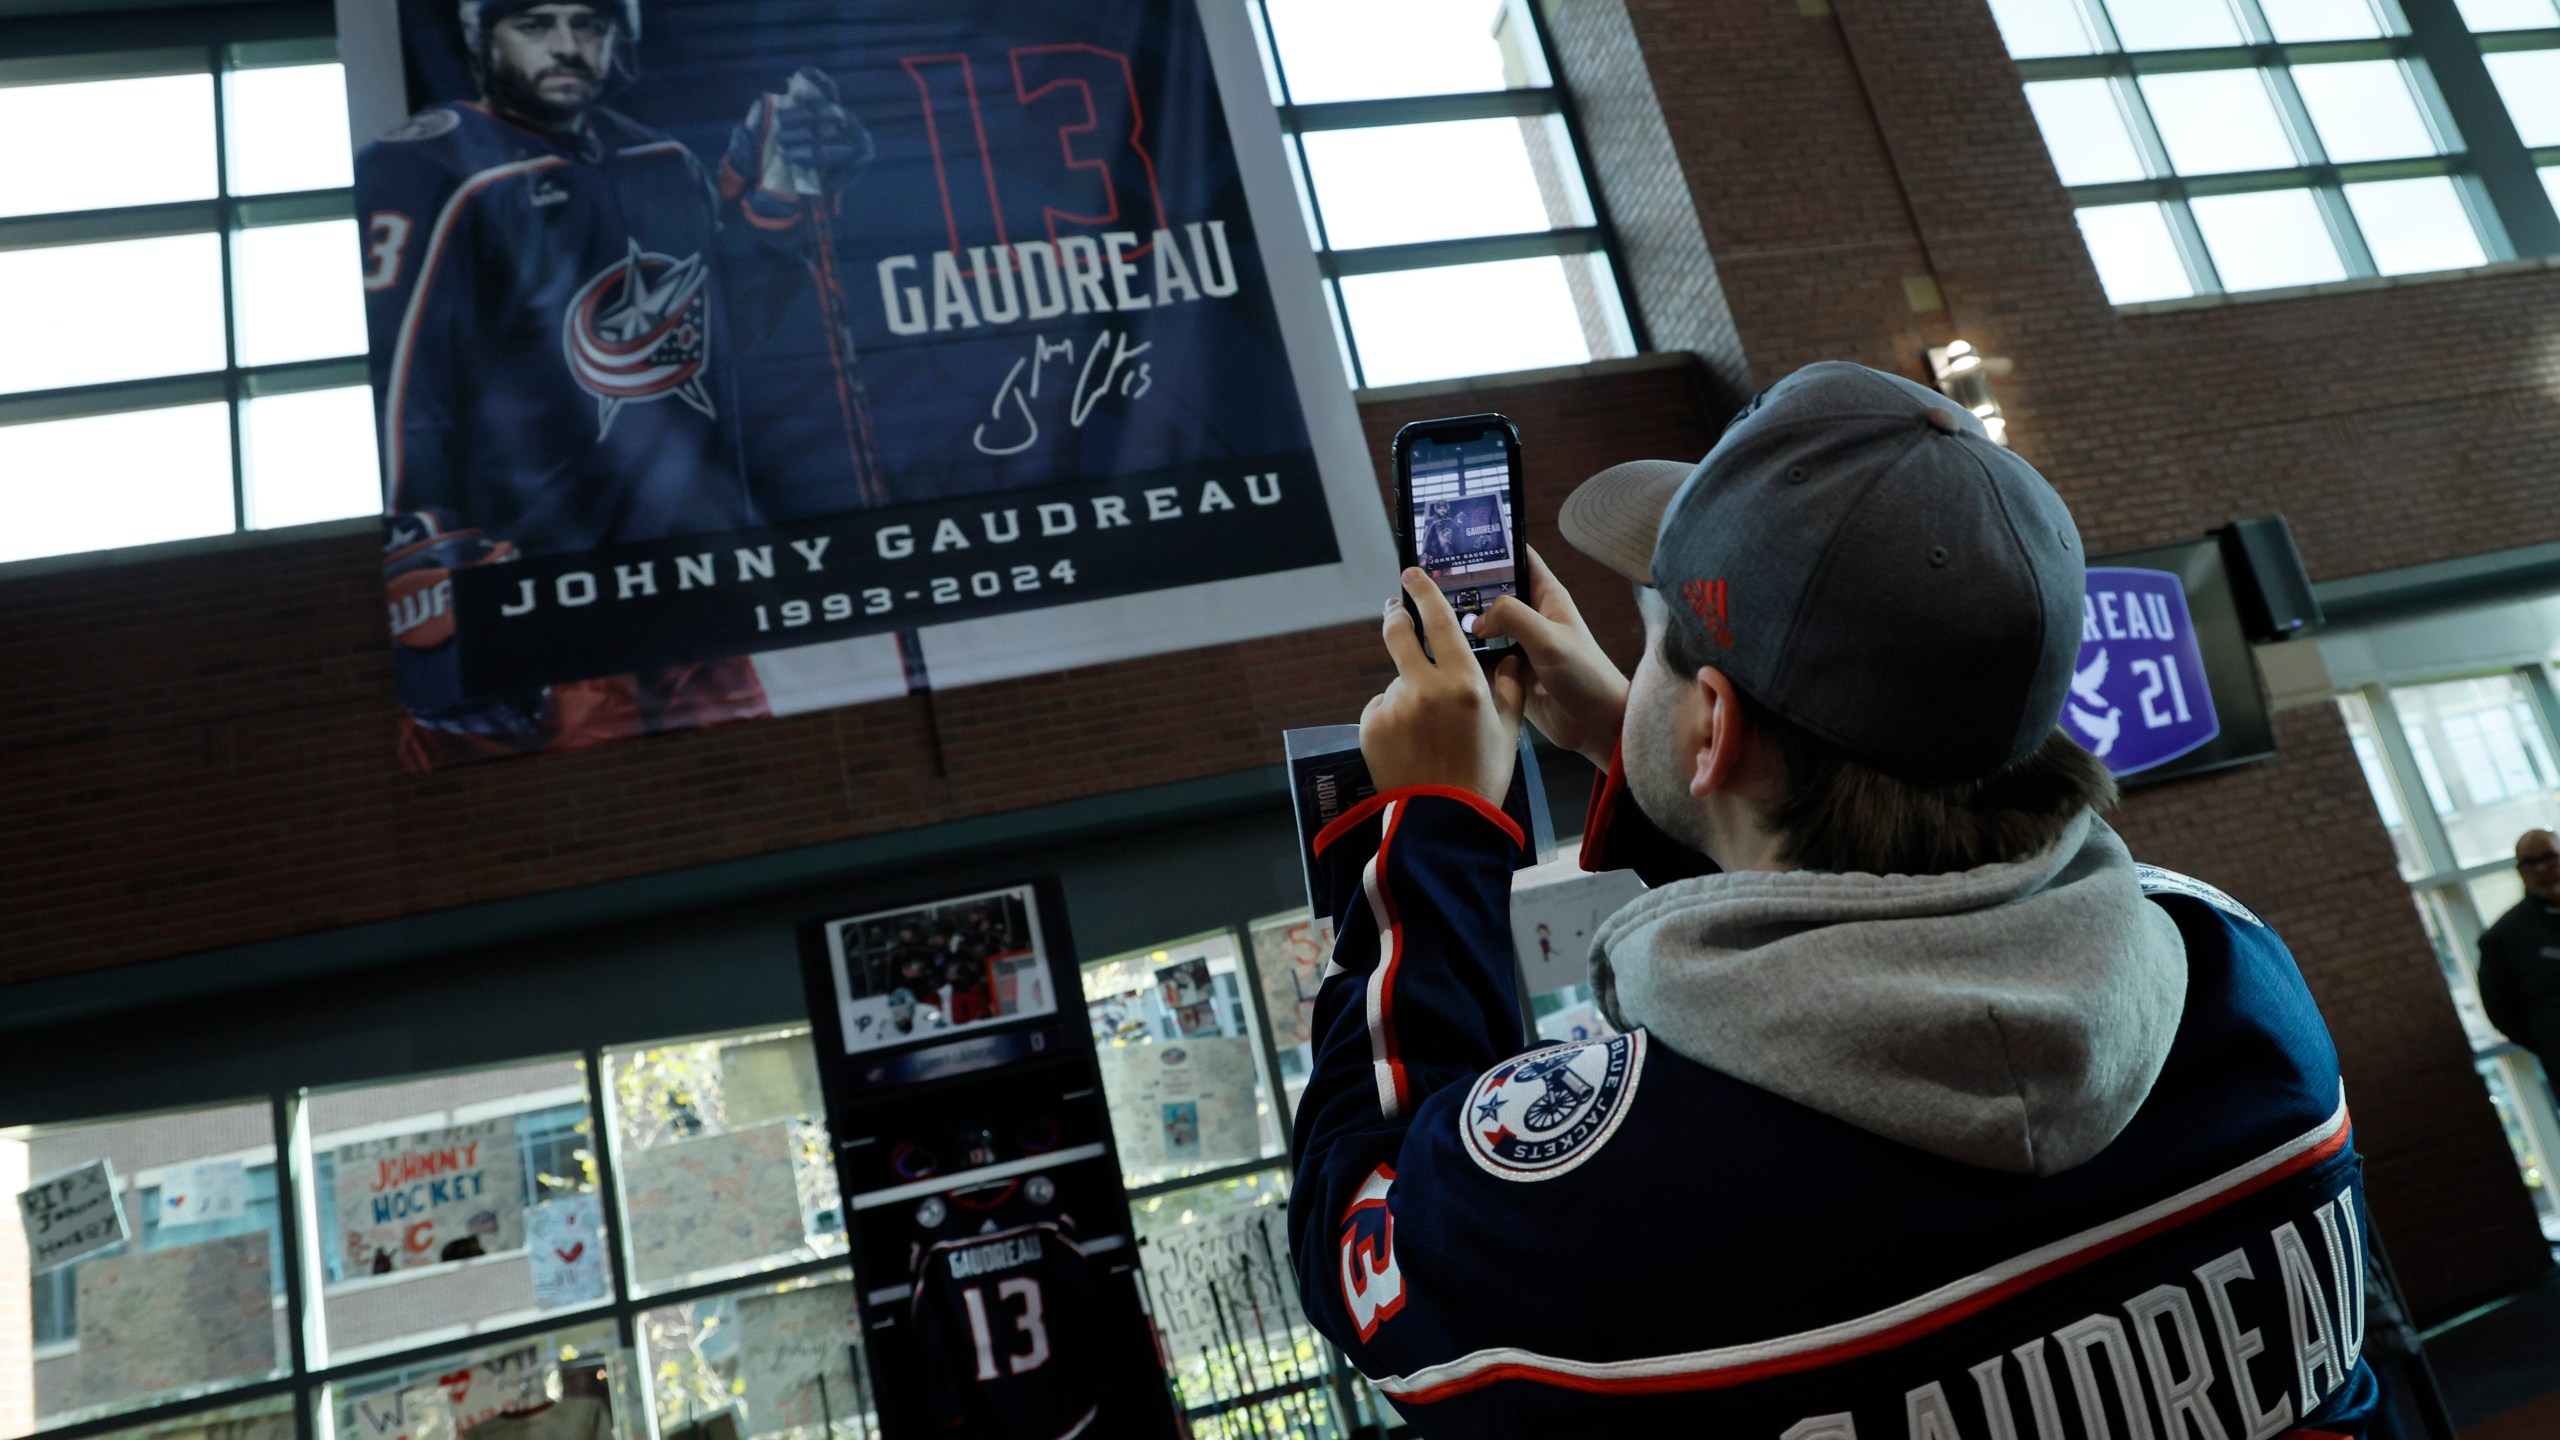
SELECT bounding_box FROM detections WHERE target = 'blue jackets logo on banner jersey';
[563,238,715,437]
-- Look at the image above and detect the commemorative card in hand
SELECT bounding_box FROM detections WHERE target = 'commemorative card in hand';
[1393,414,1526,659]
[1282,725,1553,920]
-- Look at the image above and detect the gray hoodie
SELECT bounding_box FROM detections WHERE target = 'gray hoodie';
[1586,811,2188,1177]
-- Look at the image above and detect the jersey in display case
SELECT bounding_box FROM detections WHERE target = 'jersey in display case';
[798,878,1180,1439]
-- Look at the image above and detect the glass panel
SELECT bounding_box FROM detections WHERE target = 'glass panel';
[0,404,237,564]
[0,235,227,394]
[2541,165,2560,219]
[2455,0,2560,30]
[242,385,384,530]
[2389,674,2560,869]
[1339,254,1595,386]
[1260,0,1541,105]
[2343,176,2487,274]
[2137,70,2299,175]
[639,1270,876,1440]
[0,75,216,219]
[1299,121,1558,249]
[2260,0,2389,41]
[232,218,368,366]
[331,1319,634,1440]
[1247,911,1333,1125]
[2338,694,2430,879]
[2484,50,2560,147]
[2413,888,2502,1048]
[4,1101,286,1433]
[1083,932,1287,1190]
[602,1027,845,1298]
[85,1393,296,1440]
[307,1058,610,1363]
[2478,1055,2560,1239]
[2103,0,2245,50]
[1128,1170,1344,1437]
[2075,203,2195,303]
[2291,61,2439,162]
[223,63,354,196]
[2187,189,2348,290]
[1988,0,2103,57]
[2024,79,2148,185]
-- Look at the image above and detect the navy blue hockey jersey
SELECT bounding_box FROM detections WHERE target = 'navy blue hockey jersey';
[1291,783,2380,1437]
[907,1178,1103,1439]
[356,102,773,555]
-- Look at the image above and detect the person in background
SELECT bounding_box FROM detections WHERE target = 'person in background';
[2477,828,2560,1088]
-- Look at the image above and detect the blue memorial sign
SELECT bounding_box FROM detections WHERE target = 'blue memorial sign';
[2065,567,2221,777]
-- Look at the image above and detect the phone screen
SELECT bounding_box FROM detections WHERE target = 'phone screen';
[1406,429,1520,648]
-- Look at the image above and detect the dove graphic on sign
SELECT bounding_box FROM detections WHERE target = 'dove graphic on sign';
[2068,568,2220,777]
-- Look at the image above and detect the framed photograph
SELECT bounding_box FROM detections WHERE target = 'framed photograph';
[819,884,1057,1054]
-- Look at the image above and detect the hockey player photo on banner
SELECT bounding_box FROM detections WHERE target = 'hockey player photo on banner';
[352,0,1388,770]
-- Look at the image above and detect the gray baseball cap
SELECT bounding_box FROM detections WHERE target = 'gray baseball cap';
[1558,361,2084,780]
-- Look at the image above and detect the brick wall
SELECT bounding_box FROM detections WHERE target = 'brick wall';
[1597,0,2551,1316]
[0,360,1722,987]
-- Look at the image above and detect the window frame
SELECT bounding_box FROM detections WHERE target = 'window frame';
[1251,0,1650,387]
[0,33,367,555]
[2009,0,2560,298]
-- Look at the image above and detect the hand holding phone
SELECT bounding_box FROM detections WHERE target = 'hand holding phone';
[1391,413,1526,662]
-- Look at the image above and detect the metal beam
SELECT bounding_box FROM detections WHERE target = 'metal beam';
[1280,86,1558,133]
[2013,36,2409,82]
[2397,0,2560,254]
[1317,225,1602,278]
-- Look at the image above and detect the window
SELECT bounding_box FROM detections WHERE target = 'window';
[0,41,376,568]
[2337,673,2560,1242]
[1253,0,1639,387]
[1997,0,2560,302]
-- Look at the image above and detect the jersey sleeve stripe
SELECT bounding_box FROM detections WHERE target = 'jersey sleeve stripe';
[1314,784,1523,857]
[1361,800,1412,1121]
[1374,1088,2355,1404]
[383,155,567,507]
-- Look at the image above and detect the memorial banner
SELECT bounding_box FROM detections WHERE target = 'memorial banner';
[333,1119,526,1274]
[353,0,1388,770]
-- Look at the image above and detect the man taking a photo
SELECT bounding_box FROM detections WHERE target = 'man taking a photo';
[1290,362,2378,1434]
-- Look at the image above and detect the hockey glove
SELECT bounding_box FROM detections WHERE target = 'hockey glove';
[720,67,873,227]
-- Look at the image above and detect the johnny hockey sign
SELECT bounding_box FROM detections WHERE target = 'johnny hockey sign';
[356,0,1385,769]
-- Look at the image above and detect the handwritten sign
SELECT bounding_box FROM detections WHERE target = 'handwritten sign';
[348,1347,550,1440]
[333,1119,525,1275]
[1134,1198,1297,1368]
[527,1195,609,1309]
[74,1232,275,1404]
[159,1158,250,1228]
[1248,913,1332,1051]
[735,1282,860,1435]
[619,1124,808,1284]
[20,1159,126,1273]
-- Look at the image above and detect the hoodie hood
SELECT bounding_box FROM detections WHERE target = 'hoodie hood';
[1588,811,2186,1177]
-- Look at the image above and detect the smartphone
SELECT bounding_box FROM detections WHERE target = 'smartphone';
[1392,413,1526,659]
